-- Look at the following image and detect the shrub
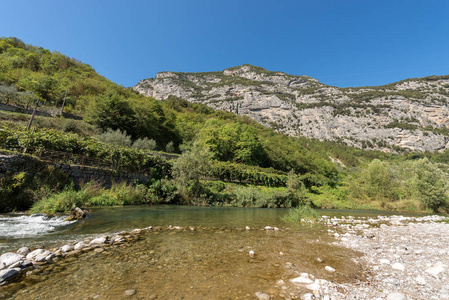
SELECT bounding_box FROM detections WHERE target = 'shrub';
[132,137,157,150]
[97,128,132,147]
[281,205,319,223]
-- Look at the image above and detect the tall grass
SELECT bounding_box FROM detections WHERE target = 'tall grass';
[281,205,319,223]
[31,181,150,214]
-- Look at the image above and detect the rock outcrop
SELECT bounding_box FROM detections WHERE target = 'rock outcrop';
[134,64,449,152]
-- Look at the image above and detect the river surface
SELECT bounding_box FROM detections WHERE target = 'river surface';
[0,206,427,299]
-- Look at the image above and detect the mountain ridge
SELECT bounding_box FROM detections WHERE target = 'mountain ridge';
[134,64,449,152]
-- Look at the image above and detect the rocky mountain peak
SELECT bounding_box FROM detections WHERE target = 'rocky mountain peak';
[134,66,449,153]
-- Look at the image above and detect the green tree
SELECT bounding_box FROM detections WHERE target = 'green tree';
[86,92,136,134]
[405,158,448,211]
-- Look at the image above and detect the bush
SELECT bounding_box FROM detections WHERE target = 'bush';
[132,137,157,150]
[97,128,132,147]
[281,205,319,223]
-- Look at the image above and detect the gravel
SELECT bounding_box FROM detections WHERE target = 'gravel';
[324,215,449,299]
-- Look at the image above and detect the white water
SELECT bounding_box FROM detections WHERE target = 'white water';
[0,214,75,239]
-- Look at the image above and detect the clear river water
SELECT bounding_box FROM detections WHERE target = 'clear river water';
[0,206,425,299]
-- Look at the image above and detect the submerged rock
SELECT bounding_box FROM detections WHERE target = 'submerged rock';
[0,268,19,283]
[124,289,136,296]
[255,291,270,300]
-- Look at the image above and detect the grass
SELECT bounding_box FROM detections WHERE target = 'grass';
[281,205,320,223]
[30,181,151,214]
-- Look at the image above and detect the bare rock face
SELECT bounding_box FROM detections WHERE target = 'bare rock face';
[134,64,449,152]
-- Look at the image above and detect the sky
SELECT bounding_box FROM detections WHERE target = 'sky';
[1,0,448,88]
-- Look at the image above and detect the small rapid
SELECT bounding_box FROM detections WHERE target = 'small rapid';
[0,214,74,240]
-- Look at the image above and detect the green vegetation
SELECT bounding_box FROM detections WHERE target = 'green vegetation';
[281,205,320,223]
[1,37,449,214]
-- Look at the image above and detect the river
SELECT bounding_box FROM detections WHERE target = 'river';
[0,206,426,299]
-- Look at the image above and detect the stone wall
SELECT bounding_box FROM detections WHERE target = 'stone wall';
[0,154,149,188]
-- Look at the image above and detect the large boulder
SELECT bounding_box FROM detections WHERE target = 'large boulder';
[0,253,23,269]
[65,207,86,221]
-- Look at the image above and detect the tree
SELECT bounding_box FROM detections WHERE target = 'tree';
[85,92,136,135]
[405,158,448,211]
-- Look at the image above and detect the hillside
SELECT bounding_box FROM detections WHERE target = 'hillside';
[134,64,449,152]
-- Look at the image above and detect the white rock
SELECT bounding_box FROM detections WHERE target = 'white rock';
[276,279,285,286]
[426,264,445,277]
[74,242,85,250]
[316,258,322,263]
[0,253,23,269]
[387,292,405,300]
[249,250,255,258]
[392,262,405,271]
[264,226,273,230]
[290,276,313,284]
[300,293,313,300]
[255,291,270,300]
[245,226,250,230]
[45,253,55,261]
[379,259,390,265]
[60,245,73,253]
[415,275,426,285]
[34,251,52,262]
[274,227,279,231]
[325,266,335,273]
[305,283,321,291]
[16,247,30,255]
[90,237,107,245]
[0,268,19,283]
[26,249,45,261]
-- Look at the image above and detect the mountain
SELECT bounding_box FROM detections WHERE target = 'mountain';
[134,64,449,152]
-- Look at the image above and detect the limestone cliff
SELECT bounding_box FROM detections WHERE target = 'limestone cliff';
[134,64,449,152]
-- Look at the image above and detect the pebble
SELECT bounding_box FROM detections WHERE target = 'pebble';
[324,266,335,273]
[0,268,19,283]
[249,250,255,258]
[124,289,136,296]
[290,276,313,284]
[255,291,270,300]
[391,262,405,271]
[386,292,405,300]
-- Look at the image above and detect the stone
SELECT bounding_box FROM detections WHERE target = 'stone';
[0,253,23,269]
[26,249,45,261]
[379,259,390,265]
[325,266,335,273]
[90,237,107,245]
[246,226,250,230]
[426,264,445,277]
[0,268,19,283]
[300,293,313,300]
[264,226,273,230]
[124,289,136,296]
[65,207,86,221]
[386,293,405,300]
[305,283,321,291]
[391,262,405,271]
[249,250,255,258]
[290,276,313,284]
[16,247,30,255]
[255,292,270,300]
[74,242,85,250]
[60,245,73,252]
[276,279,285,286]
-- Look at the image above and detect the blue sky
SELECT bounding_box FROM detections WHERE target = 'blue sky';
[1,0,448,87]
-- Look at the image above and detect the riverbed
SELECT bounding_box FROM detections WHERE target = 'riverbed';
[0,207,443,299]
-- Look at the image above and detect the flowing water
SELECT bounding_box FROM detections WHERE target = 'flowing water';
[0,206,419,299]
